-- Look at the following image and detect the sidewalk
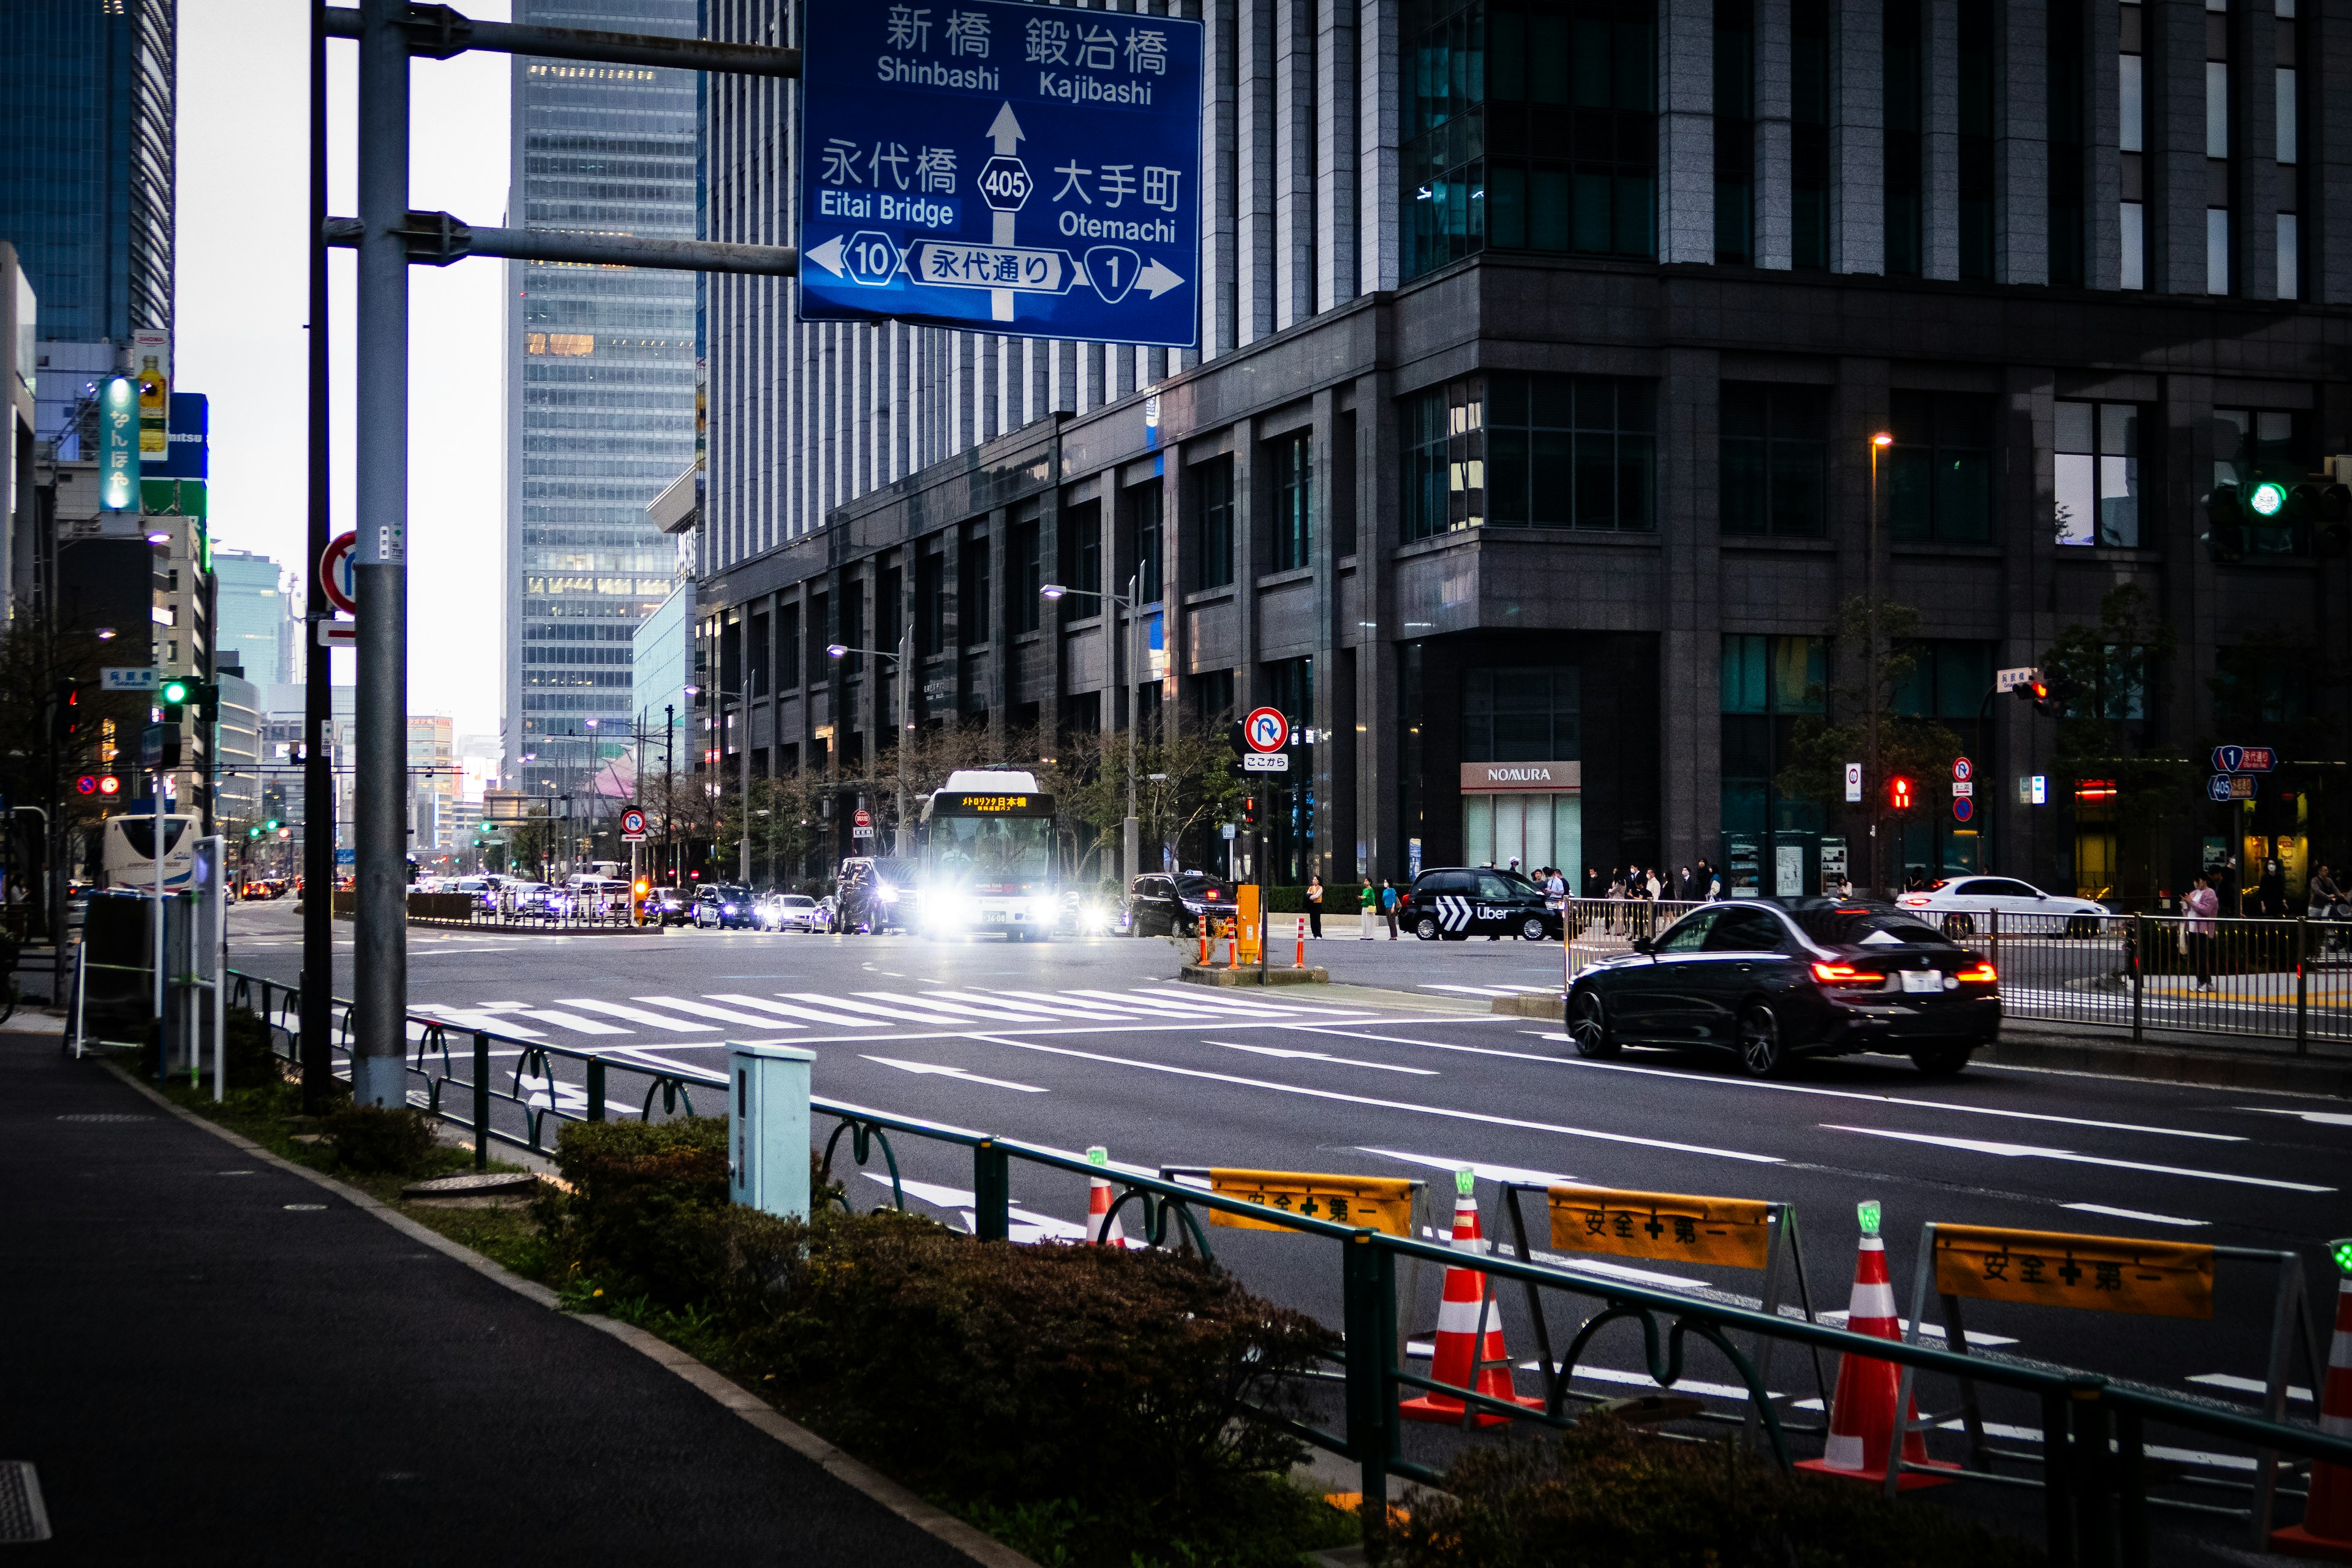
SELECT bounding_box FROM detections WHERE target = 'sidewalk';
[0,1027,992,1566]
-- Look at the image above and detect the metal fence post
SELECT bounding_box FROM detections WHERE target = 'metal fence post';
[2130,914,2145,1044]
[973,1140,1010,1242]
[586,1055,606,1122]
[1341,1236,1396,1537]
[472,1031,489,1170]
[2296,918,2309,1055]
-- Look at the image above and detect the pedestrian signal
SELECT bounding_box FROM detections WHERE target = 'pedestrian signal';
[1888,777,1915,812]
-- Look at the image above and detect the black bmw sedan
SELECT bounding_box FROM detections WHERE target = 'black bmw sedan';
[1564,898,1999,1077]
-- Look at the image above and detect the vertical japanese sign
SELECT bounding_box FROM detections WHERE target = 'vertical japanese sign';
[798,0,1203,349]
[99,375,140,511]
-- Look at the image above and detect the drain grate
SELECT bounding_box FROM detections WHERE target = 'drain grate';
[0,1462,52,1543]
[54,1114,153,1123]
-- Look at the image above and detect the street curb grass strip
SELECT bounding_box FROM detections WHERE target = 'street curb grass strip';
[93,1058,1042,1568]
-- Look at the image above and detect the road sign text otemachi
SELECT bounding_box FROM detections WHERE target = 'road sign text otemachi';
[1931,1224,2214,1319]
[798,0,1203,347]
[1546,1185,1774,1270]
[1206,1169,1417,1236]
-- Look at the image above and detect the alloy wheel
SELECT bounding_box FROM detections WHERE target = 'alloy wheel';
[1568,990,1616,1058]
[1738,1003,1788,1078]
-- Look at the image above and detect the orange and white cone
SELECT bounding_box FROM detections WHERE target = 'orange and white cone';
[1401,1167,1542,1427]
[2272,1251,2352,1561]
[1796,1200,1953,1489]
[1085,1145,1126,1247]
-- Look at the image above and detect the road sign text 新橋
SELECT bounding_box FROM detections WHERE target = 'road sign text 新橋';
[798,0,1204,347]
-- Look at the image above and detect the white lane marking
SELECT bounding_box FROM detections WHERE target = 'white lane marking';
[932,989,1131,1020]
[853,990,1066,1023]
[1212,1041,1437,1076]
[2187,1373,2313,1402]
[1925,1420,2255,1473]
[790,992,1011,1027]
[412,1004,546,1038]
[1077,987,1310,1017]
[987,987,1196,1019]
[554,998,718,1031]
[1420,984,1526,997]
[861,1055,1049,1093]
[1506,1362,1785,1404]
[497,1007,631,1036]
[2063,1202,2208,1228]
[859,1172,1133,1246]
[1816,1312,2016,1349]
[2237,1106,2352,1128]
[1359,1146,1576,1188]
[628,996,807,1028]
[1822,1125,2334,1193]
[1522,1052,2247,1144]
[704,993,886,1029]
[952,1035,1785,1165]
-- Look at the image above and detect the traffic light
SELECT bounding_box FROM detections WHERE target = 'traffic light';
[1240,793,1257,829]
[263,817,281,832]
[2201,484,2248,562]
[2283,479,2352,557]
[248,824,263,840]
[2015,676,2069,718]
[157,674,192,707]
[1888,776,1915,813]
[51,679,80,743]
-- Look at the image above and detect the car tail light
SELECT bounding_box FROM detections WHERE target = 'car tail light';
[1956,961,1997,984]
[1811,962,1883,986]
[1898,895,1929,907]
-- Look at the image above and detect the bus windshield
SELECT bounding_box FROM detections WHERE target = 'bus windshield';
[924,815,1053,881]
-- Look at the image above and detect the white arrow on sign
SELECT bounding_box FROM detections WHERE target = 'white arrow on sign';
[805,235,846,277]
[1134,257,1186,298]
[862,1055,1047,1093]
[987,100,1025,154]
[987,102,1026,322]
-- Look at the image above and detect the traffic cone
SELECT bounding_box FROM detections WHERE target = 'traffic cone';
[1085,1145,1126,1247]
[1796,1200,1954,1490]
[2271,1245,2352,1561]
[1401,1167,1543,1427]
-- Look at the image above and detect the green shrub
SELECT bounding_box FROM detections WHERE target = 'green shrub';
[135,1006,284,1088]
[1377,1417,2042,1568]
[538,1117,733,1303]
[323,1103,439,1174]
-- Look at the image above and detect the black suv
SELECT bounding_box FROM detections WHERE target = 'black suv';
[1398,867,1561,941]
[690,883,756,929]
[1125,873,1238,937]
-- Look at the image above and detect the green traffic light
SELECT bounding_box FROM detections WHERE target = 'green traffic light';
[2332,1238,2352,1277]
[248,826,262,839]
[264,818,279,831]
[2249,481,2288,517]
[159,676,191,704]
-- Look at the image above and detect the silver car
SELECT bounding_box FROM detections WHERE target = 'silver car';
[1896,875,2109,937]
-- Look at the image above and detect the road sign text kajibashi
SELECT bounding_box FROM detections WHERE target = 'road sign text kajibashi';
[798,0,1203,347]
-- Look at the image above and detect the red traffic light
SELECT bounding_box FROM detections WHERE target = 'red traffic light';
[1888,777,1916,812]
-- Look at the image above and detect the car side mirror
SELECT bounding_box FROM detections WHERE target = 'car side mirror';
[1631,936,1653,956]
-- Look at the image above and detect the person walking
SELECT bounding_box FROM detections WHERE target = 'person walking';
[1306,874,1325,939]
[2258,858,2285,919]
[1381,878,1400,939]
[2185,874,2219,991]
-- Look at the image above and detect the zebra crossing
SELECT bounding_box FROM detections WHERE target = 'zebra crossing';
[408,983,1383,1042]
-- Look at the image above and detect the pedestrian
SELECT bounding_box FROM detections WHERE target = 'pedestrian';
[2184,873,2219,990]
[1544,865,1567,905]
[1645,867,1663,901]
[1306,873,1324,938]
[1708,865,1724,900]
[1584,867,1602,899]
[1359,878,1378,939]
[2311,863,2345,918]
[2215,855,2240,916]
[1676,864,1695,901]
[2258,858,2285,919]
[1381,878,1400,939]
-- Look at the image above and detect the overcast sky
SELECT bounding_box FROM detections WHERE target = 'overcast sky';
[176,0,512,745]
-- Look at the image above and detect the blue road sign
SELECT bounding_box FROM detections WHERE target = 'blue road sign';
[798,0,1203,348]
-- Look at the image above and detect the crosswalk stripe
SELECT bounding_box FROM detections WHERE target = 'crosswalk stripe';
[554,998,718,1031]
[631,996,806,1029]
[930,989,1129,1020]
[1063,987,1293,1017]
[704,993,886,1028]
[780,992,972,1027]
[412,1005,546,1038]
[496,1006,631,1036]
[851,990,1061,1023]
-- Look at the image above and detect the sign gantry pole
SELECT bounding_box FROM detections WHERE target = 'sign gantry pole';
[300,0,336,1113]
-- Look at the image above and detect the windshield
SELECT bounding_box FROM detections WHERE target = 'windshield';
[923,815,1053,883]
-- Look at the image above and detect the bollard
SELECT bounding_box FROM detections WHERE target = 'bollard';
[1225,926,1235,968]
[1199,925,1208,966]
[1295,916,1306,969]
[728,1041,816,1220]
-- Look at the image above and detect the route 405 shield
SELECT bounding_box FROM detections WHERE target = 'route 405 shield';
[797,0,1203,348]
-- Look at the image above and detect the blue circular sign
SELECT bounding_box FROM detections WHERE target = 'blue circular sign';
[1952,797,1974,823]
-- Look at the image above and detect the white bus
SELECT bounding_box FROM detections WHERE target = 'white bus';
[913,770,1063,938]
[100,813,200,893]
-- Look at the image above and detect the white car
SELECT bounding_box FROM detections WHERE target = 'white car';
[756,893,823,933]
[1896,876,2109,937]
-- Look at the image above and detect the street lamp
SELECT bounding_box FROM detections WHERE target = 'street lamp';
[826,625,915,856]
[1868,430,1894,895]
[1041,575,1145,888]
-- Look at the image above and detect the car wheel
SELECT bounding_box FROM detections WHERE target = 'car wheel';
[1910,1042,1974,1076]
[1736,1002,1790,1079]
[1414,915,1441,941]
[1567,989,1618,1058]
[1940,913,1975,938]
[1519,916,1548,942]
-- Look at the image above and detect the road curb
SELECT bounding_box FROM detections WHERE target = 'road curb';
[1480,992,2350,1096]
[91,1056,1042,1568]
[1177,964,1330,987]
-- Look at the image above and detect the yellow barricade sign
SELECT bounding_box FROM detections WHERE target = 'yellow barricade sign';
[1207,1169,1416,1236]
[1235,885,1262,965]
[1547,1185,1774,1270]
[1932,1224,2214,1319]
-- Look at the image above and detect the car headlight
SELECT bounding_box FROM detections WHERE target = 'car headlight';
[876,885,899,903]
[1029,895,1058,921]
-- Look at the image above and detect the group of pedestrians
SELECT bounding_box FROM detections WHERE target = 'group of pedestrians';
[1581,862,1722,904]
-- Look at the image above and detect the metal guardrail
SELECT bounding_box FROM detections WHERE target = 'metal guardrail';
[1559,899,2352,1054]
[221,965,2352,1564]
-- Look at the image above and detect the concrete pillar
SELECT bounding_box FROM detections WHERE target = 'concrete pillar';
[1995,0,2049,285]
[1659,0,1716,265]
[1754,0,1795,270]
[1658,349,1722,874]
[1922,0,1960,279]
[1831,0,1885,275]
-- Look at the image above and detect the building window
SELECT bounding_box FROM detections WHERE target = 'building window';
[1894,640,1996,724]
[1193,668,1235,726]
[1790,0,1831,269]
[1404,0,1659,280]
[1009,518,1041,633]
[2046,0,2085,284]
[2120,202,2145,289]
[778,603,801,689]
[916,551,945,657]
[2276,62,2297,163]
[1194,456,1235,588]
[1721,383,1828,537]
[2054,401,2143,548]
[1888,391,1994,543]
[2277,212,2298,300]
[1884,0,1923,276]
[1128,483,1164,603]
[1714,0,1755,264]
[2206,207,2230,295]
[1487,373,1656,531]
[960,522,991,646]
[1721,634,1828,894]
[747,611,770,696]
[842,592,865,675]
[1959,4,1997,278]
[1463,666,1580,760]
[1058,500,1101,624]
[2205,59,2229,159]
[1270,434,1313,573]
[1401,381,1471,540]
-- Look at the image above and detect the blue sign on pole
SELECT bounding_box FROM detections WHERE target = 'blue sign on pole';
[798,0,1203,349]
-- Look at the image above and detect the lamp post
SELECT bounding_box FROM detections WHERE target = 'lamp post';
[826,625,914,856]
[1868,430,1894,895]
[1041,575,1141,888]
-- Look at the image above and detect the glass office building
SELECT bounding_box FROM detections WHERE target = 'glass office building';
[0,0,175,343]
[501,0,700,796]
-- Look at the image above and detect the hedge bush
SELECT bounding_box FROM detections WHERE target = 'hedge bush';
[1376,1417,2043,1568]
[323,1103,439,1174]
[535,1116,733,1303]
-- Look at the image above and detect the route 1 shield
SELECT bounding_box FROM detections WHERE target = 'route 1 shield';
[797,0,1203,348]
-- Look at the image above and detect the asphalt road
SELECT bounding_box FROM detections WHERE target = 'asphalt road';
[221,899,2348,1557]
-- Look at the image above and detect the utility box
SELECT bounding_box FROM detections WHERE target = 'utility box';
[728,1041,815,1220]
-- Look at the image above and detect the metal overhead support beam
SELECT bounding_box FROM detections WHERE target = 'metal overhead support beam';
[321,214,799,276]
[317,3,800,76]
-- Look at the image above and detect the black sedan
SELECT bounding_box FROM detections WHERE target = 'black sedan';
[1125,873,1238,937]
[1398,867,1561,942]
[1564,899,1999,1077]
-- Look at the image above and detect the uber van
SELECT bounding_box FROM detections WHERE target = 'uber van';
[1397,866,1562,941]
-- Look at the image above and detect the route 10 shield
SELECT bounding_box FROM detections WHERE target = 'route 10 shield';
[798,0,1202,348]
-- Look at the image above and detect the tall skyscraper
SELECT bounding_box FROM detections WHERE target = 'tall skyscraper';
[213,548,292,689]
[0,0,175,344]
[500,0,701,797]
